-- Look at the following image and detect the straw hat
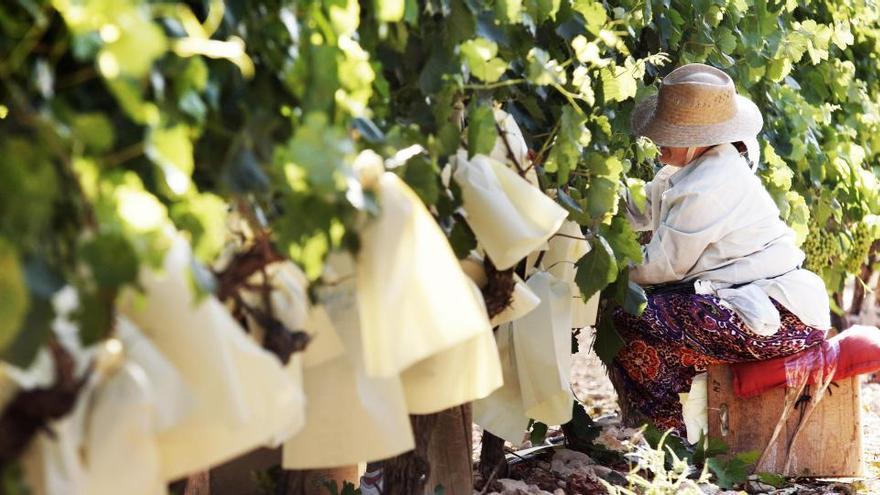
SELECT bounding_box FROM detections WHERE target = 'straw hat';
[630,64,762,147]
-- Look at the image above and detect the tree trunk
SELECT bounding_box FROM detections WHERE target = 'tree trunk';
[425,405,474,495]
[849,263,874,317]
[383,413,440,495]
[831,291,848,331]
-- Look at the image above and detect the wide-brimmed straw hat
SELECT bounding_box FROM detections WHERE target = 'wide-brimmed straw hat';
[630,64,762,147]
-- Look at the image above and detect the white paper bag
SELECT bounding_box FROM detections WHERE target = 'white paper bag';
[357,172,493,377]
[401,280,503,414]
[21,416,87,495]
[283,258,414,469]
[571,292,600,329]
[513,272,574,426]
[116,317,192,430]
[79,318,192,494]
[453,151,567,270]
[238,260,345,369]
[680,372,708,444]
[541,221,589,283]
[490,274,541,327]
[121,234,304,480]
[301,304,346,369]
[490,110,527,169]
[472,323,530,444]
[81,363,164,495]
[23,318,187,495]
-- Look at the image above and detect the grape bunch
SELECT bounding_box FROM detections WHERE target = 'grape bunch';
[802,221,843,272]
[843,221,876,274]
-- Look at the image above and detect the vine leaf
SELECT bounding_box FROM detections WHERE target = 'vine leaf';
[592,307,624,365]
[575,235,617,301]
[467,104,497,158]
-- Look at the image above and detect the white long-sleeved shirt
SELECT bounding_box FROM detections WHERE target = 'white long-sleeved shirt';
[625,143,830,336]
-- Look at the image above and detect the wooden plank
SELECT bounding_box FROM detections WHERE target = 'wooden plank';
[425,405,474,495]
[707,365,863,477]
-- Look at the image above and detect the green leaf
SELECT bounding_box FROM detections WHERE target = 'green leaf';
[280,113,354,194]
[626,178,647,212]
[832,20,854,49]
[571,66,596,106]
[592,307,624,364]
[643,423,694,465]
[692,435,729,466]
[546,106,589,183]
[72,113,115,153]
[402,155,440,205]
[572,0,607,35]
[526,48,567,86]
[586,177,619,222]
[75,289,115,346]
[572,36,609,68]
[98,16,167,79]
[600,64,637,103]
[600,216,643,266]
[706,450,760,489]
[575,235,618,300]
[495,0,523,23]
[436,122,461,157]
[289,232,330,281]
[0,240,29,353]
[1,297,54,368]
[756,472,786,488]
[376,0,405,22]
[460,38,508,83]
[171,193,229,263]
[146,124,194,195]
[529,421,549,444]
[716,27,737,54]
[584,152,622,179]
[2,256,64,365]
[79,232,140,290]
[624,281,646,315]
[524,0,561,22]
[467,103,496,158]
[0,138,58,246]
[606,267,646,315]
[784,191,809,246]
[449,220,477,259]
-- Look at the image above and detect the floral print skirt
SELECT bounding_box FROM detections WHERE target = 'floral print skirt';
[611,291,826,436]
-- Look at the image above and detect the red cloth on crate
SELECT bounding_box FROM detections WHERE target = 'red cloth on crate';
[732,325,880,398]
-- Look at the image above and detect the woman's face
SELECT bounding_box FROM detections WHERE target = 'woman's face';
[658,146,691,166]
[658,146,711,167]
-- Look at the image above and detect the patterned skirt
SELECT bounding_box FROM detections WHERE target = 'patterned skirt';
[611,291,826,436]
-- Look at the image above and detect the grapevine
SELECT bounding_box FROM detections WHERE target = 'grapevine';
[843,221,876,275]
[803,220,844,273]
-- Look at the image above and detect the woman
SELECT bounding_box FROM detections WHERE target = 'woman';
[613,63,830,435]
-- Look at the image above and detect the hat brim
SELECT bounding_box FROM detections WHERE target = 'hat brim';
[630,94,763,147]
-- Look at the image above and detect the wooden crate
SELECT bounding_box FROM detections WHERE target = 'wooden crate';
[707,365,863,477]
